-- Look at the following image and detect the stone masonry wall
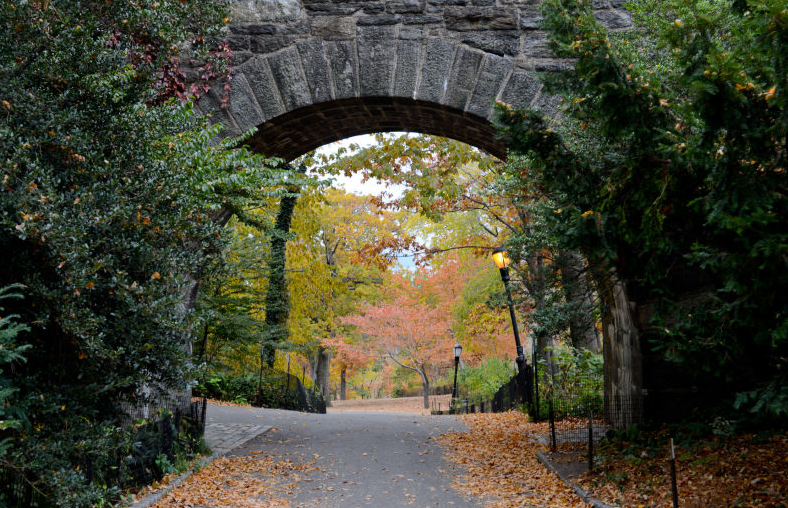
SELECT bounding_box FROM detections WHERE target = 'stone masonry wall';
[196,0,631,159]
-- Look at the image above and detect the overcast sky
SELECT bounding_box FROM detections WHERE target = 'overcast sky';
[311,134,405,198]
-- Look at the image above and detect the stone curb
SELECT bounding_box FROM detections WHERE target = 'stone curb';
[124,425,272,508]
[536,451,617,508]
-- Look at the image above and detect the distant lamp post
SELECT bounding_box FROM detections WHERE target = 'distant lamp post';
[492,247,533,409]
[452,343,462,407]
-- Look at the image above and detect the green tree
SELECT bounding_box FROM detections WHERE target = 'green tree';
[0,1,288,505]
[496,0,788,420]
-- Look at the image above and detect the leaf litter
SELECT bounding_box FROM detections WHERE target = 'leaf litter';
[437,411,590,508]
[152,453,319,508]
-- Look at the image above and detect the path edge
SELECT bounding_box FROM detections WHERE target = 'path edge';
[535,451,617,508]
[123,425,272,508]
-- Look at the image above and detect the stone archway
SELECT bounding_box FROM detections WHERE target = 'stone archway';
[195,0,644,423]
[195,0,631,159]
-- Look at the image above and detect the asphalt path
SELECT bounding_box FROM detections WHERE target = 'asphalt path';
[208,404,485,508]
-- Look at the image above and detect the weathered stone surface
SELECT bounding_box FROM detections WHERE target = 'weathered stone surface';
[499,70,540,110]
[358,26,398,96]
[310,16,356,39]
[240,55,286,120]
[230,0,301,22]
[217,0,633,152]
[521,32,552,58]
[595,9,632,29]
[268,47,312,110]
[417,38,456,103]
[197,88,241,139]
[326,41,359,99]
[297,39,333,103]
[461,31,519,56]
[446,47,484,110]
[227,72,265,131]
[250,35,298,54]
[357,14,402,25]
[399,26,425,39]
[386,0,425,13]
[444,7,518,31]
[392,40,422,98]
[467,53,512,118]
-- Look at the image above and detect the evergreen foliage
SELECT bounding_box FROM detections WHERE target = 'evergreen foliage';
[0,1,289,505]
[496,0,787,419]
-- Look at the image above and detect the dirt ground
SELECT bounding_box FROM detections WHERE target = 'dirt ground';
[327,394,453,415]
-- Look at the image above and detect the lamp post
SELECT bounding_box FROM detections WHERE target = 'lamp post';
[452,343,462,411]
[492,247,534,410]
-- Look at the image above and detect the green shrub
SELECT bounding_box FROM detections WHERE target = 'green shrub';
[457,357,515,401]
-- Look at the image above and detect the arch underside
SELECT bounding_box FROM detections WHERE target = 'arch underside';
[246,97,507,161]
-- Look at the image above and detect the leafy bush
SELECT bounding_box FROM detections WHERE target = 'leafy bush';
[194,369,306,410]
[457,357,516,401]
[539,344,603,418]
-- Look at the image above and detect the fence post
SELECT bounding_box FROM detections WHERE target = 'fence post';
[549,398,556,452]
[587,410,594,471]
[669,437,679,508]
[162,413,174,461]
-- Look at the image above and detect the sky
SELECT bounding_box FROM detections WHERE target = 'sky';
[311,134,405,198]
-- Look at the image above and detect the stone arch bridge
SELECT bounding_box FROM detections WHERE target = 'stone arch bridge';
[196,0,631,160]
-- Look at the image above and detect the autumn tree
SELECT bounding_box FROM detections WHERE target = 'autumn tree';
[286,187,403,402]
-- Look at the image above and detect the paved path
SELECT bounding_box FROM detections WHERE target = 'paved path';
[206,404,484,508]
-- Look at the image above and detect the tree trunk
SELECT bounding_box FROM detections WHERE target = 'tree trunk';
[262,164,306,367]
[310,346,332,407]
[420,370,430,410]
[559,250,601,352]
[593,265,643,428]
[340,368,347,400]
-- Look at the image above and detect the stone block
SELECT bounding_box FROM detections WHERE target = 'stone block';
[310,16,357,39]
[392,40,422,98]
[467,53,512,118]
[226,35,250,52]
[357,14,402,25]
[386,0,425,13]
[230,0,301,22]
[399,26,426,39]
[197,89,241,140]
[402,14,443,24]
[297,39,333,103]
[522,32,552,58]
[531,92,563,117]
[326,41,359,99]
[499,70,539,110]
[595,9,632,29]
[250,35,297,54]
[417,38,456,103]
[231,50,255,67]
[268,47,312,110]
[358,26,398,96]
[518,8,543,30]
[228,23,276,35]
[240,55,286,120]
[302,2,362,15]
[444,7,517,31]
[226,72,265,131]
[445,47,484,110]
[460,31,519,56]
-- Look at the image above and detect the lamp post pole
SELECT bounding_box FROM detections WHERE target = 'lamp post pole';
[451,343,462,413]
[492,247,533,412]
